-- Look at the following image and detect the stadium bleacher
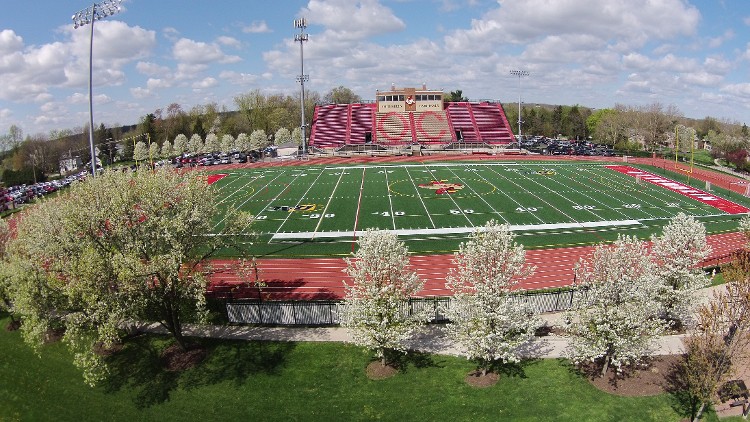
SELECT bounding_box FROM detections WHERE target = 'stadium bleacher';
[309,89,515,151]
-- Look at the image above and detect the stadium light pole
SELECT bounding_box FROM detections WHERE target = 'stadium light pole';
[72,0,123,177]
[509,70,529,142]
[294,18,309,156]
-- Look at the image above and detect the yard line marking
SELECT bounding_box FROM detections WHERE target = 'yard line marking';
[271,219,642,240]
[404,166,436,228]
[519,164,610,221]
[583,166,699,216]
[352,167,367,249]
[384,168,396,229]
[275,167,328,235]
[538,165,642,220]
[214,170,290,232]
[606,165,750,214]
[445,165,508,224]
[421,163,474,226]
[469,165,546,224]
[311,167,348,239]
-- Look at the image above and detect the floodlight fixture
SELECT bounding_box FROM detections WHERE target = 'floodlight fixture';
[294,18,309,156]
[509,69,530,142]
[71,0,123,176]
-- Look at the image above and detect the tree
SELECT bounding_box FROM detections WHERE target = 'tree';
[444,221,541,375]
[187,134,203,154]
[172,134,188,157]
[291,127,303,146]
[6,168,254,384]
[249,129,268,151]
[650,213,710,327]
[677,274,750,421]
[148,141,160,161]
[339,229,430,365]
[444,90,469,103]
[203,133,220,154]
[133,141,149,163]
[323,86,362,104]
[274,128,292,146]
[220,134,235,153]
[234,133,250,152]
[564,235,667,376]
[160,140,173,160]
[0,218,16,325]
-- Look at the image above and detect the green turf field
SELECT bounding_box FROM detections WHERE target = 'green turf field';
[209,161,750,257]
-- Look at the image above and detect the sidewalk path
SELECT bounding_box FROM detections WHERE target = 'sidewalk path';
[138,285,728,359]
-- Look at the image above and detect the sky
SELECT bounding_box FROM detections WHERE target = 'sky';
[0,0,749,138]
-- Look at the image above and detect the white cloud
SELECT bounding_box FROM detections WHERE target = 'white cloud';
[192,77,218,90]
[136,61,170,77]
[301,0,405,40]
[130,87,152,99]
[217,36,241,48]
[220,70,260,86]
[242,21,272,34]
[173,38,241,65]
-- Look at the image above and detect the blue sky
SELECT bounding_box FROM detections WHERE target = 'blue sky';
[0,0,749,138]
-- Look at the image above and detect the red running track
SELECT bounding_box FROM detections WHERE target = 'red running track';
[206,231,746,301]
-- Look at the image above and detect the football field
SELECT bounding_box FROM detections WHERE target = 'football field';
[207,161,749,256]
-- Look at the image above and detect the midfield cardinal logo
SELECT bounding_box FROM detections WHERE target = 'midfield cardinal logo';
[418,180,464,194]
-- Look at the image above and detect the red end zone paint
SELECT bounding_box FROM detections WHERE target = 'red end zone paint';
[206,173,228,185]
[606,165,749,214]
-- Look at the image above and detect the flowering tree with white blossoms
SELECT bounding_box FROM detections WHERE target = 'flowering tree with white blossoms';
[291,127,302,146]
[133,141,149,162]
[220,134,235,154]
[234,133,250,152]
[565,235,667,377]
[0,218,16,324]
[5,168,254,385]
[339,229,430,366]
[274,128,292,146]
[172,134,188,156]
[650,213,710,327]
[160,140,173,160]
[445,220,541,375]
[203,133,220,154]
[250,129,268,151]
[148,141,160,161]
[187,134,203,154]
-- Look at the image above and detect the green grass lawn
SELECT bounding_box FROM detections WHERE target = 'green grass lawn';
[1,316,741,422]
[208,160,750,258]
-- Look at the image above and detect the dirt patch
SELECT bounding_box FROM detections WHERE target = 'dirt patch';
[5,319,20,331]
[584,355,679,397]
[92,341,124,356]
[465,370,500,388]
[43,327,65,344]
[161,343,207,372]
[366,361,398,380]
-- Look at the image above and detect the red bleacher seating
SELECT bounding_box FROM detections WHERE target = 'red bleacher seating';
[309,101,515,149]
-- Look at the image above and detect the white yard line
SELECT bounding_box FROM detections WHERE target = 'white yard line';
[271,219,642,240]
[275,168,328,235]
[445,165,508,224]
[422,163,474,226]
[311,168,347,239]
[404,166,436,228]
[383,169,397,229]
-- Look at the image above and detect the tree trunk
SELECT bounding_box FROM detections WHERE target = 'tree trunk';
[601,356,610,378]
[692,401,705,422]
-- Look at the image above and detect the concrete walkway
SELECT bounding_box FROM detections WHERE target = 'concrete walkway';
[137,285,727,360]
